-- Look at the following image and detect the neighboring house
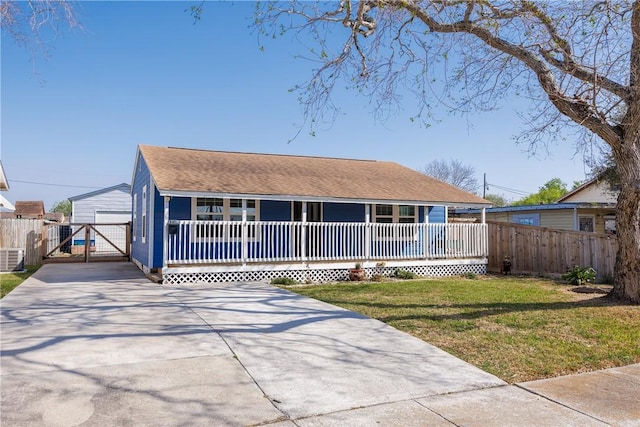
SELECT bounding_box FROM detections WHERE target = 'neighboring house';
[12,201,45,219]
[69,183,132,251]
[0,201,65,221]
[0,161,15,213]
[453,177,618,234]
[556,177,618,234]
[0,161,9,191]
[0,195,15,214]
[131,145,492,284]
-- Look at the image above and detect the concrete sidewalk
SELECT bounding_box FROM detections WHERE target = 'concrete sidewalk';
[1,263,638,426]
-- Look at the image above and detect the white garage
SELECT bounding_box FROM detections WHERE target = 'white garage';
[69,183,131,255]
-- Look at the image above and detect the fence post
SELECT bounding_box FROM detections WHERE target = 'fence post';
[84,225,91,262]
[126,222,132,258]
[41,223,48,261]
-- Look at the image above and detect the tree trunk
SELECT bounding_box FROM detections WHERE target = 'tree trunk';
[610,138,640,304]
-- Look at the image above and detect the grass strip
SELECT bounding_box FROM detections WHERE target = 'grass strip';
[285,276,640,382]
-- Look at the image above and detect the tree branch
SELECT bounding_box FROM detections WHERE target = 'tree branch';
[402,0,623,145]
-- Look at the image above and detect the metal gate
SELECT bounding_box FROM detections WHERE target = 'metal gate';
[44,223,131,263]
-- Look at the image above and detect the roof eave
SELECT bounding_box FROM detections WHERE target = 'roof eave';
[156,189,490,208]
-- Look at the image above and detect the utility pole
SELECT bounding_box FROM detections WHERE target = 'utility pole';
[483,173,487,198]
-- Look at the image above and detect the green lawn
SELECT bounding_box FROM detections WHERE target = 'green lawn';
[284,276,640,383]
[1,266,40,298]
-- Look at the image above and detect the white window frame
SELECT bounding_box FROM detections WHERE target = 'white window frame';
[141,186,147,243]
[372,204,418,223]
[191,198,260,241]
[132,193,137,242]
[604,215,616,235]
[372,204,418,241]
[578,214,596,233]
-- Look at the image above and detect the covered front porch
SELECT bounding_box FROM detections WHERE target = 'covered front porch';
[161,218,488,284]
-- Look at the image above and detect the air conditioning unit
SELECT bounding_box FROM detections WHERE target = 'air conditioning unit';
[0,248,25,273]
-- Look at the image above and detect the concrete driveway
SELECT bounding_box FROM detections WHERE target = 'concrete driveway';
[2,263,634,426]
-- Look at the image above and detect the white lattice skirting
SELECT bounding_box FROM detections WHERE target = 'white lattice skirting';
[162,262,487,285]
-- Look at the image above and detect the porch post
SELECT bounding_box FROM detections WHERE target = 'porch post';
[301,201,307,261]
[423,206,429,259]
[365,204,371,261]
[241,199,248,266]
[573,207,578,231]
[480,207,487,257]
[163,196,170,269]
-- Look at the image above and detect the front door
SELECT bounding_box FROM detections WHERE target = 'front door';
[292,202,322,257]
[293,201,322,222]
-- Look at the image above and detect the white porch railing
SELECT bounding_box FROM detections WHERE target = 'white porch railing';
[166,221,487,265]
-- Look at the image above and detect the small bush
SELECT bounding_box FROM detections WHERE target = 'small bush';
[370,274,386,282]
[462,272,477,280]
[270,277,297,286]
[561,266,597,285]
[394,269,417,280]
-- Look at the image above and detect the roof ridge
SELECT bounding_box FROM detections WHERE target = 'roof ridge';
[162,145,379,163]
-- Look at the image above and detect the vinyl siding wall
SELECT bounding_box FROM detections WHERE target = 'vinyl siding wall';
[470,208,615,233]
[71,187,131,224]
[131,154,152,269]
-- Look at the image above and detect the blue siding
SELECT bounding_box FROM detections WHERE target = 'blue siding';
[130,153,151,268]
[170,197,191,220]
[152,186,164,268]
[261,200,291,221]
[323,203,365,222]
[428,206,446,223]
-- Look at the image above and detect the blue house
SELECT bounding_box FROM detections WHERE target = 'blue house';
[131,145,491,284]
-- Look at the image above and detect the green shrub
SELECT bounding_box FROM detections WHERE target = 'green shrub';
[270,277,297,286]
[561,266,597,285]
[462,272,477,279]
[394,268,417,280]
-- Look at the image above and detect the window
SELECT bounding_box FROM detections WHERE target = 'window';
[398,205,416,223]
[578,215,595,232]
[141,186,147,243]
[229,199,256,221]
[373,204,418,240]
[375,204,393,223]
[192,198,259,240]
[132,194,137,242]
[512,213,540,227]
[373,204,417,223]
[196,198,223,221]
[604,215,616,234]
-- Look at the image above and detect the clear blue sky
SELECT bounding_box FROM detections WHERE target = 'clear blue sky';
[2,1,591,211]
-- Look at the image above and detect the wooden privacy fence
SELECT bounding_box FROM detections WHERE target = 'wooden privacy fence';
[0,219,44,266]
[487,221,618,280]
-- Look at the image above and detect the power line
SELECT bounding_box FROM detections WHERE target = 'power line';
[485,182,531,196]
[9,179,104,189]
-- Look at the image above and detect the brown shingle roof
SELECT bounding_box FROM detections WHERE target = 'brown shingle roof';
[138,145,489,206]
[14,201,45,217]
